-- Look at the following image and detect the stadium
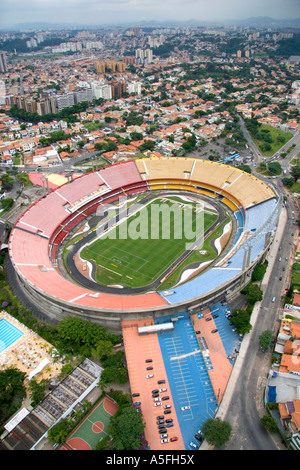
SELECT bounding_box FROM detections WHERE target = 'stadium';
[8,157,280,332]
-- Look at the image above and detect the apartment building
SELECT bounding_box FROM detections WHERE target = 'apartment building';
[94,60,126,74]
[0,52,8,73]
[91,82,112,100]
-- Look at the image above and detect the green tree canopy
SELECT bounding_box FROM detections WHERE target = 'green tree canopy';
[202,417,232,448]
[259,330,274,351]
[47,419,70,444]
[56,316,119,355]
[242,283,263,304]
[230,309,252,335]
[0,368,26,425]
[109,405,145,450]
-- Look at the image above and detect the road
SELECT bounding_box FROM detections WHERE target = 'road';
[218,127,300,450]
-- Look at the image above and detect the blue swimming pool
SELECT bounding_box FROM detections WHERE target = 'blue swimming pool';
[0,318,24,353]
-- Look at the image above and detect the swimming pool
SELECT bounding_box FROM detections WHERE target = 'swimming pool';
[0,318,24,353]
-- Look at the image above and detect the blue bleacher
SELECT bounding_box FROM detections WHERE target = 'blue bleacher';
[161,198,277,305]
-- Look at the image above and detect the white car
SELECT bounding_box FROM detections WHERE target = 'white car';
[181,406,190,411]
[161,438,169,444]
[160,434,168,438]
[146,374,154,379]
[159,388,167,392]
[154,402,162,406]
[154,398,161,402]
[189,441,198,449]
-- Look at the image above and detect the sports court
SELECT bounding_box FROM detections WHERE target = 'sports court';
[61,396,118,450]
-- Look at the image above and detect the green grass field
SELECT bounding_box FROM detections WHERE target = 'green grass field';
[251,124,292,157]
[80,197,218,288]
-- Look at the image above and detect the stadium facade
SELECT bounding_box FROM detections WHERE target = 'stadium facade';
[8,158,280,331]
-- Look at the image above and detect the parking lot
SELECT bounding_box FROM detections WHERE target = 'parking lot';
[122,302,241,450]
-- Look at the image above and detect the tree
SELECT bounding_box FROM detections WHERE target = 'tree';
[109,406,145,450]
[56,316,120,355]
[202,417,231,448]
[261,414,278,433]
[242,283,263,304]
[47,419,70,444]
[230,309,252,335]
[0,368,26,425]
[291,164,300,182]
[251,262,267,282]
[267,161,282,176]
[91,340,114,361]
[259,330,274,352]
[28,378,48,407]
[1,198,14,212]
[237,164,251,174]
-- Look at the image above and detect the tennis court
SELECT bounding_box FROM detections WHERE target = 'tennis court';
[63,396,118,450]
[0,318,24,353]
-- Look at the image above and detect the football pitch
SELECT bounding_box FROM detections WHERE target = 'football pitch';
[80,197,218,288]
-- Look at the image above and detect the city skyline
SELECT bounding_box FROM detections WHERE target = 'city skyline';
[1,0,299,28]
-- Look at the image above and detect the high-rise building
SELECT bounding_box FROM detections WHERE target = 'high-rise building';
[135,48,153,65]
[56,92,75,111]
[110,81,126,99]
[95,60,126,74]
[0,52,7,73]
[74,88,93,104]
[95,60,106,73]
[91,81,112,100]
[127,81,142,96]
[37,98,51,116]
[123,56,136,65]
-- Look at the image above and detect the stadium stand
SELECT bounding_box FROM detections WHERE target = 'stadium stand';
[8,158,279,328]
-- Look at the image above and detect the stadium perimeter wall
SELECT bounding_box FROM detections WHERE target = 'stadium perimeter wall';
[12,241,271,333]
[8,158,278,332]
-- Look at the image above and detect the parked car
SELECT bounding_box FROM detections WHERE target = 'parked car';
[189,441,198,449]
[181,406,190,411]
[159,388,167,392]
[146,374,154,378]
[154,402,162,406]
[161,438,169,444]
[170,437,178,442]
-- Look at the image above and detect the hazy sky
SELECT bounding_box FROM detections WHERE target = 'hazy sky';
[1,0,299,27]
